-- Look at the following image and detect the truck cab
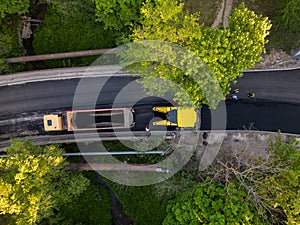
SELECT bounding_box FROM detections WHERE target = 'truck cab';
[152,106,200,128]
[43,114,64,131]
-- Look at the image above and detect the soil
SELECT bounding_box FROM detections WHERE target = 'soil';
[211,0,233,28]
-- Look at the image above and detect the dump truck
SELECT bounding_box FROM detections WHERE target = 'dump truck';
[152,106,200,129]
[44,108,135,132]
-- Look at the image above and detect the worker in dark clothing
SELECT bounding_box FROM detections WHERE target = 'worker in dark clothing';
[230,88,239,100]
[232,93,238,100]
[232,88,239,94]
[247,92,255,98]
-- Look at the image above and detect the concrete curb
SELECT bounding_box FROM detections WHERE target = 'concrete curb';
[1,65,300,87]
[244,66,300,73]
[0,65,135,87]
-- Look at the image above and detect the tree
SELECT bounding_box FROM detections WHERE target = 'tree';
[48,171,112,225]
[260,136,300,224]
[33,0,116,68]
[163,179,264,225]
[123,1,271,108]
[0,18,23,74]
[108,182,167,225]
[0,139,89,225]
[277,0,300,33]
[0,0,30,18]
[196,133,300,224]
[0,32,15,74]
[92,0,143,31]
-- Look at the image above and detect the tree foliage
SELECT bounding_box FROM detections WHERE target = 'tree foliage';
[196,133,300,224]
[108,181,167,225]
[33,0,116,68]
[0,139,89,225]
[277,0,300,33]
[126,1,271,108]
[48,171,112,225]
[260,136,300,224]
[0,33,13,73]
[0,16,23,74]
[163,179,263,225]
[92,0,143,31]
[0,0,30,18]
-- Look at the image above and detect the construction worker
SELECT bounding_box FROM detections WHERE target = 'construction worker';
[232,88,239,94]
[247,92,255,98]
[232,93,238,100]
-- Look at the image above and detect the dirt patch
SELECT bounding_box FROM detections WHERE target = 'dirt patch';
[212,0,233,28]
[184,0,222,26]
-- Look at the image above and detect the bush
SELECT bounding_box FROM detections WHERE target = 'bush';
[33,0,117,68]
[49,171,112,225]
[277,0,300,33]
[0,15,23,74]
[0,0,30,18]
[108,181,167,225]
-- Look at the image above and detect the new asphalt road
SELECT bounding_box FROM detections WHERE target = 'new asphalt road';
[0,67,300,134]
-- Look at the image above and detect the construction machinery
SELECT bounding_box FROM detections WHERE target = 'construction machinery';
[152,106,200,129]
[44,108,135,132]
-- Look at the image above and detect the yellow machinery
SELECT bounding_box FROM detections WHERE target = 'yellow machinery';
[152,106,198,128]
[43,114,64,131]
[43,108,135,132]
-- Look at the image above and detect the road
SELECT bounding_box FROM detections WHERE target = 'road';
[0,67,300,140]
[232,68,300,103]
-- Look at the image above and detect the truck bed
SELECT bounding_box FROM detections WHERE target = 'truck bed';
[67,108,134,131]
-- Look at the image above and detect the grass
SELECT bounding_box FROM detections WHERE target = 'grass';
[183,0,223,26]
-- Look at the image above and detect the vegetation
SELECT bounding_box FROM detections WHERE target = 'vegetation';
[0,0,30,18]
[103,137,169,164]
[195,134,300,224]
[277,0,300,33]
[0,13,25,74]
[1,1,299,224]
[49,171,112,225]
[33,0,116,68]
[0,139,89,224]
[93,0,143,32]
[122,0,271,108]
[107,181,168,225]
[1,135,298,224]
[0,32,15,73]
[105,134,300,225]
[238,0,300,52]
[163,180,264,225]
[260,136,300,224]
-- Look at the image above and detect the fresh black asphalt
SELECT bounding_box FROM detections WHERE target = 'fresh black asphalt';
[0,68,300,135]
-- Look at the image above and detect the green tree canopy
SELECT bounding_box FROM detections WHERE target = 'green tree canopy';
[260,136,300,224]
[195,133,300,224]
[0,0,30,18]
[163,179,263,225]
[33,0,116,68]
[277,0,300,33]
[92,0,143,31]
[0,139,89,225]
[125,1,271,108]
